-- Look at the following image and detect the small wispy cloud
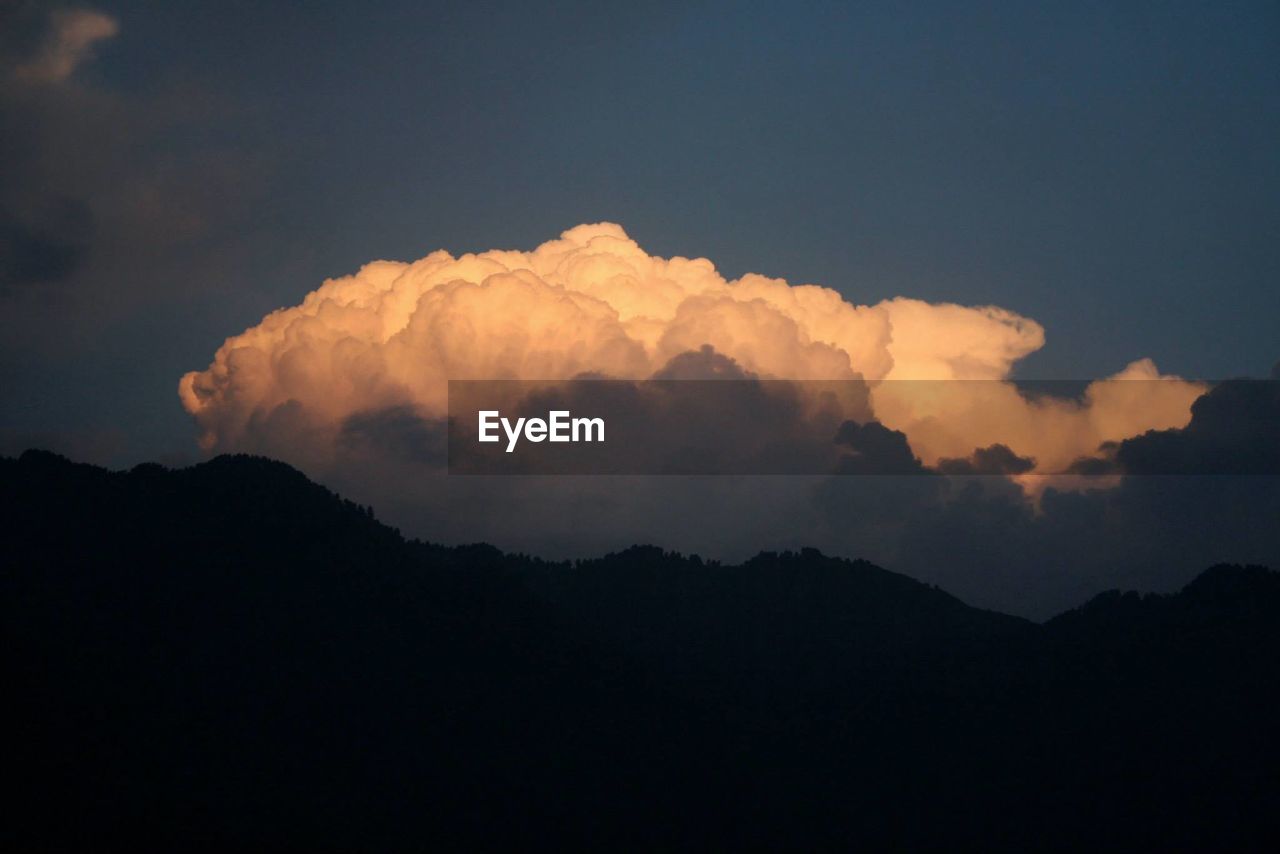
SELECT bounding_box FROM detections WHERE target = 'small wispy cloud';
[14,8,118,84]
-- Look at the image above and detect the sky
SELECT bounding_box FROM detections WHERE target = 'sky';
[3,1,1278,459]
[1,1,1278,615]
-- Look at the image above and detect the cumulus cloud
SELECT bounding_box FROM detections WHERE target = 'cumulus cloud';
[873,358,1206,474]
[180,223,1204,476]
[12,8,118,84]
[178,229,1278,615]
[182,223,886,451]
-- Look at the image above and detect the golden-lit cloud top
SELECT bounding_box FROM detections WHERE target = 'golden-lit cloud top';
[180,223,1203,472]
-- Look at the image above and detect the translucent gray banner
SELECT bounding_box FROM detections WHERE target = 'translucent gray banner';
[446,378,1278,476]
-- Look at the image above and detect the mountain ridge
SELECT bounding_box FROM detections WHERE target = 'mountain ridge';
[12,448,1268,621]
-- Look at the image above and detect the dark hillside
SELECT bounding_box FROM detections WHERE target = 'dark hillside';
[3,451,1278,850]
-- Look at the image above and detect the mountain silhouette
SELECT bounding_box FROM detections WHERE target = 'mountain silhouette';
[3,450,1277,851]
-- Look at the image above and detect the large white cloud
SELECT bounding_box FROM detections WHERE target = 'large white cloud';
[181,223,1202,472]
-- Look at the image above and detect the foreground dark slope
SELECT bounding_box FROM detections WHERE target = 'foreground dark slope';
[2,451,733,850]
[3,451,1278,851]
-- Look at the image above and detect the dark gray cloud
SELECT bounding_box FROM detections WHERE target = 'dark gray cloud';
[832,421,926,475]
[936,444,1036,476]
[340,405,447,467]
[1113,379,1280,475]
[0,196,92,286]
[1062,379,1280,476]
[650,345,757,381]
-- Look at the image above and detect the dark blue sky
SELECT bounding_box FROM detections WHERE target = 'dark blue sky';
[2,0,1278,463]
